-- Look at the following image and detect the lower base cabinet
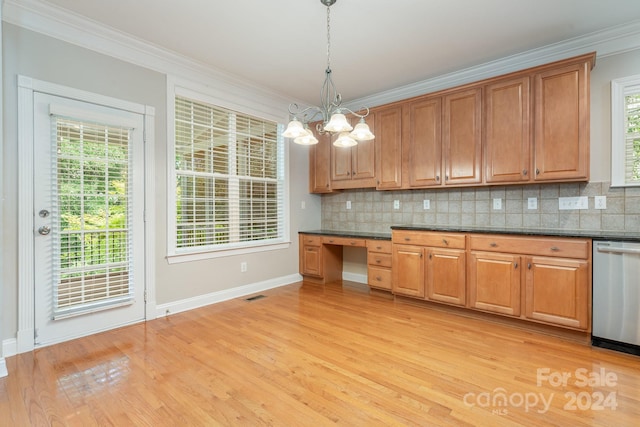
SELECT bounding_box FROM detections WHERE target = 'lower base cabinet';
[392,245,425,298]
[427,248,466,306]
[468,252,521,316]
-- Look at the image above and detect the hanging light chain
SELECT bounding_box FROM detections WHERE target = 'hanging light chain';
[326,3,331,71]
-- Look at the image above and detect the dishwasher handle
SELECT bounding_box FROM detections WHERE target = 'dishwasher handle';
[596,245,640,255]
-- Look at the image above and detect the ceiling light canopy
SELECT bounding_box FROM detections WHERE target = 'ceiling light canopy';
[282,0,375,147]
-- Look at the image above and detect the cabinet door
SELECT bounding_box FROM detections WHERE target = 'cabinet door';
[301,245,322,277]
[392,244,425,297]
[309,127,332,193]
[469,252,521,316]
[525,256,589,330]
[331,144,352,182]
[427,248,465,306]
[375,106,403,189]
[406,97,442,187]
[485,77,531,183]
[443,88,482,185]
[533,61,590,181]
[351,113,376,182]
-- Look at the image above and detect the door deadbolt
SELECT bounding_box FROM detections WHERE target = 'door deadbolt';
[39,209,50,218]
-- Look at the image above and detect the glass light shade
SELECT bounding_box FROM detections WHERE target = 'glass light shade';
[323,113,353,133]
[333,132,358,148]
[293,129,319,145]
[282,119,306,138]
[349,121,375,141]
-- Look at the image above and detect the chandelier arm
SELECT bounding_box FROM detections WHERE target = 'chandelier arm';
[339,107,371,119]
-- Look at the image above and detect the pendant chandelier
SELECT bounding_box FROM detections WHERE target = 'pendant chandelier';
[282,0,375,147]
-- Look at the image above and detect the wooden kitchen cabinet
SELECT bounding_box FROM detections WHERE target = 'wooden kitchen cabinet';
[525,256,590,330]
[331,115,376,189]
[367,239,393,290]
[404,96,442,188]
[392,231,466,302]
[427,248,466,306]
[443,88,482,185]
[468,251,521,316]
[484,76,531,183]
[298,234,343,284]
[533,59,591,181]
[309,124,332,193]
[392,244,425,297]
[299,234,323,277]
[375,105,403,189]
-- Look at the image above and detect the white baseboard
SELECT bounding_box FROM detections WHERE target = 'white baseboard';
[0,358,7,378]
[2,338,17,359]
[155,273,302,318]
[342,272,368,284]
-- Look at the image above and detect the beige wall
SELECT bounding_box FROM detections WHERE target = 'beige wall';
[1,24,321,342]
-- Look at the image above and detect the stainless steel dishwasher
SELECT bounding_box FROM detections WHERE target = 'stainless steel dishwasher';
[592,240,640,355]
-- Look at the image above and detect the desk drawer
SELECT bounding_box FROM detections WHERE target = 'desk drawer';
[323,236,367,247]
[368,266,392,290]
[300,234,322,246]
[367,239,392,253]
[368,253,392,268]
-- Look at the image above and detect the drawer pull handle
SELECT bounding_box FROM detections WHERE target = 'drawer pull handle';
[442,239,448,245]
[350,241,356,245]
[376,246,382,250]
[514,262,518,269]
[490,242,497,247]
[550,246,560,252]
[404,237,411,241]
[375,259,381,264]
[436,175,440,182]
[536,168,540,175]
[429,253,432,260]
[528,263,532,269]
[523,169,528,176]
[376,276,382,281]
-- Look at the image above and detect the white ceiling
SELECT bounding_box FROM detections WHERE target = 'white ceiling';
[34,0,640,105]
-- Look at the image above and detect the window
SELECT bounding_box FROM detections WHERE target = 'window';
[169,94,286,260]
[611,75,640,187]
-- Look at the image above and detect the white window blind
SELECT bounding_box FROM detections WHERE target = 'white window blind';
[612,75,640,187]
[53,117,134,318]
[174,96,284,253]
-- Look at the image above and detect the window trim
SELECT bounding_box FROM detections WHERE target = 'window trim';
[166,77,290,262]
[611,74,640,187]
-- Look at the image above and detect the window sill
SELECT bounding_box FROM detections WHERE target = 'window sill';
[166,241,291,264]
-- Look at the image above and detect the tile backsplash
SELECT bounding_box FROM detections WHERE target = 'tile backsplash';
[321,182,640,234]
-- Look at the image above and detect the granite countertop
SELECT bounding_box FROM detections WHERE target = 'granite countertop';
[299,226,640,242]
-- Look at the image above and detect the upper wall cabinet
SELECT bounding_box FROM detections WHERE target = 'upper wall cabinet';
[404,96,442,187]
[484,76,531,183]
[533,60,591,181]
[443,88,483,185]
[309,123,333,194]
[375,105,403,189]
[331,115,377,189]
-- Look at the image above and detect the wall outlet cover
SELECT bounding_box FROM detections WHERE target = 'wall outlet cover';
[394,200,400,210]
[527,197,538,210]
[493,198,502,210]
[594,196,607,209]
[346,200,351,210]
[423,199,430,210]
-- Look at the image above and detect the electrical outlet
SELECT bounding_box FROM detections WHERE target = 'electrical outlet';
[558,196,588,210]
[393,200,400,210]
[240,262,247,273]
[346,200,351,210]
[493,198,502,210]
[301,201,306,210]
[528,197,538,210]
[423,199,430,210]
[594,196,607,209]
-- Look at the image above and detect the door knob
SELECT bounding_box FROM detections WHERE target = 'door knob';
[38,226,51,235]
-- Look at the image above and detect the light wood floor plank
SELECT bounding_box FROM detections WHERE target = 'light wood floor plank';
[1,281,639,426]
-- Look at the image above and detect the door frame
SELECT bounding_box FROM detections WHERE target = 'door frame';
[17,76,156,353]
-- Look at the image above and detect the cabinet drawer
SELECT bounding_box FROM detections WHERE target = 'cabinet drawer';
[393,230,465,249]
[469,234,589,259]
[368,253,392,268]
[300,235,322,246]
[322,236,367,247]
[368,266,392,290]
[366,239,392,253]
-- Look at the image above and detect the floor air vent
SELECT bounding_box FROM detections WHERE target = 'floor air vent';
[245,294,266,302]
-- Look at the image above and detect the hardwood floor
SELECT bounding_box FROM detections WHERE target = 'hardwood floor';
[1,281,639,426]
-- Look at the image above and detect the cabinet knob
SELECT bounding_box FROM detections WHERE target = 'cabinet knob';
[436,175,440,182]
[326,184,329,188]
[550,246,560,252]
[376,246,382,250]
[523,169,528,176]
[376,276,382,281]
[376,259,381,264]
[528,263,532,269]
[442,238,448,245]
[347,171,350,176]
[514,262,519,269]
[536,168,540,175]
[404,237,411,242]
[429,253,432,260]
[445,175,449,181]
[490,242,497,247]
[420,252,423,258]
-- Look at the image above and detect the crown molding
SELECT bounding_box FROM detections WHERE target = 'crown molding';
[2,0,292,114]
[346,19,640,109]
